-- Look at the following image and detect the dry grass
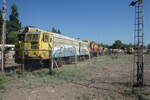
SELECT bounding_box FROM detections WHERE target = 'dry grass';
[0,55,150,100]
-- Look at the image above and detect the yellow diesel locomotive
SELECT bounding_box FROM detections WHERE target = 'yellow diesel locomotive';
[15,27,90,68]
[83,40,104,57]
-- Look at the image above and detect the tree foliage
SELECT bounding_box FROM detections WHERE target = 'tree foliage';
[51,27,57,33]
[147,44,150,49]
[111,40,134,49]
[57,29,61,34]
[7,4,21,33]
[100,43,111,49]
[0,4,21,44]
[112,40,123,49]
[51,27,62,34]
[122,43,134,49]
[7,31,18,44]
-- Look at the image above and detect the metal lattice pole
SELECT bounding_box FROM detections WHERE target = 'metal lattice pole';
[1,0,7,72]
[130,0,144,87]
[135,0,144,87]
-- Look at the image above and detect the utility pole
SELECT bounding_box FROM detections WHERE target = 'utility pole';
[1,0,7,72]
[129,0,144,87]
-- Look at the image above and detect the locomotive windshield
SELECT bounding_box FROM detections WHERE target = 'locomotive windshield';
[25,34,40,41]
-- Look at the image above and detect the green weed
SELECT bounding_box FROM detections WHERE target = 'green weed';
[14,64,91,89]
[0,75,8,92]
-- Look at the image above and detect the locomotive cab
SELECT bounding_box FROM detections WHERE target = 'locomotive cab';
[15,27,54,64]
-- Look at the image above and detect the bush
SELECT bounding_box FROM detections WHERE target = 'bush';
[7,31,18,44]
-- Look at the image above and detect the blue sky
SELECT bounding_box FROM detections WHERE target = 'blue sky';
[0,0,150,45]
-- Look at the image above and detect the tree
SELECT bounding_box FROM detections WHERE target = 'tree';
[7,31,18,44]
[51,27,57,33]
[6,4,21,44]
[51,27,62,34]
[122,43,134,49]
[57,29,61,34]
[100,43,111,49]
[147,44,150,49]
[112,40,123,49]
[7,4,21,33]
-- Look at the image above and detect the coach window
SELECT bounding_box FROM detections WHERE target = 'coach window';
[49,38,52,42]
[43,34,49,42]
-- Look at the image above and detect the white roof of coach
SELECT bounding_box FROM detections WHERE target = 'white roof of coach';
[20,27,87,44]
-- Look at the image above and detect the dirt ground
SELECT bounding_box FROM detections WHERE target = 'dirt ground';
[0,55,150,100]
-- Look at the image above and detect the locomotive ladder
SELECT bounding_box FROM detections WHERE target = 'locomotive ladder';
[133,0,144,87]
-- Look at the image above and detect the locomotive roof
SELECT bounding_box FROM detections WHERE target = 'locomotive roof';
[19,27,87,43]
